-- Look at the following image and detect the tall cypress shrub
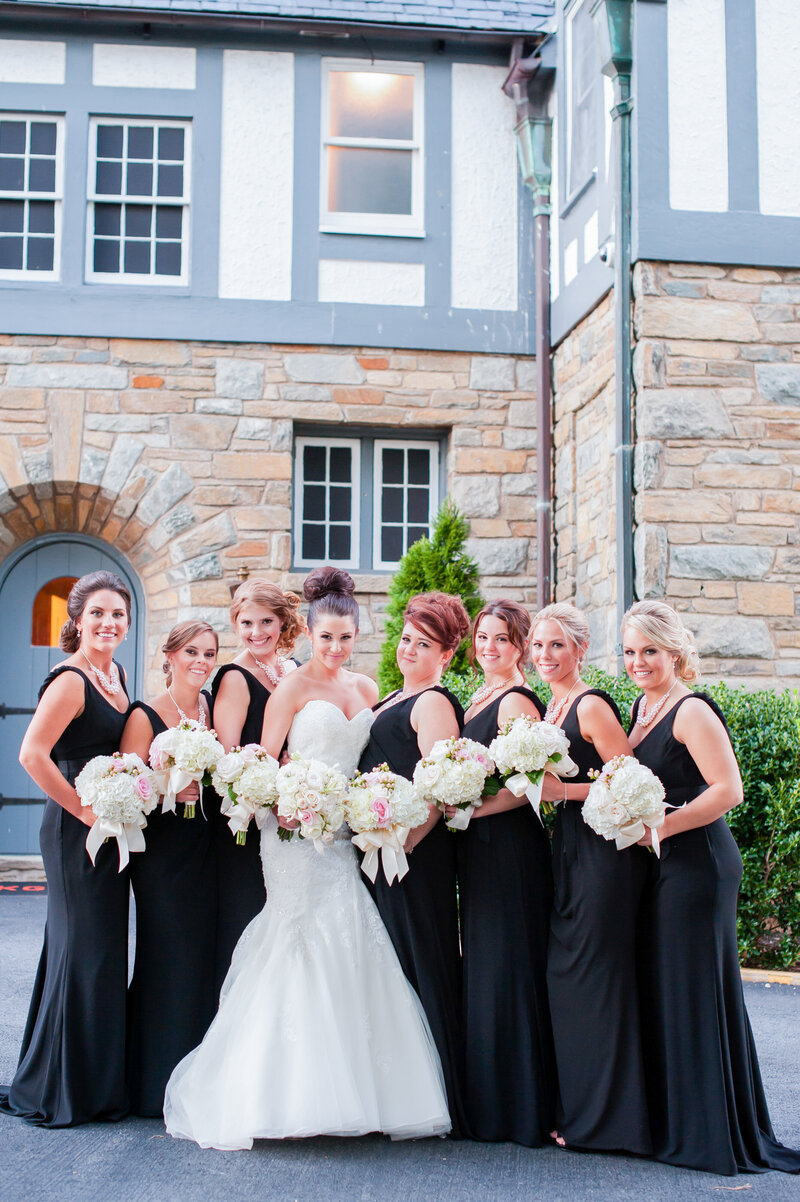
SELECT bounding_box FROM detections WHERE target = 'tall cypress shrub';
[376,501,483,696]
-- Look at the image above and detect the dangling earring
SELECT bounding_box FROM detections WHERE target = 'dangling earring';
[76,627,82,640]
[124,633,128,642]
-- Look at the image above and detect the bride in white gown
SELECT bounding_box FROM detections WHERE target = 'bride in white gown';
[164,568,451,1149]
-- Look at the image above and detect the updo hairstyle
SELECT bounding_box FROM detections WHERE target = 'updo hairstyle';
[621,600,700,683]
[59,570,132,653]
[161,620,219,686]
[229,577,303,656]
[532,602,590,665]
[303,566,360,631]
[471,599,532,670]
[403,592,471,657]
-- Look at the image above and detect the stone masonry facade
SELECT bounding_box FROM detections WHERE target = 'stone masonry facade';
[0,337,538,693]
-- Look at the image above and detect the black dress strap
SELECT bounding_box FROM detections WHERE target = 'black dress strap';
[127,700,168,738]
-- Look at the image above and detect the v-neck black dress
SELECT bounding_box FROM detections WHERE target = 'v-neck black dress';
[358,686,471,1139]
[0,665,130,1127]
[457,686,556,1146]
[634,693,800,1176]
[547,689,651,1154]
[126,701,216,1117]
[209,664,269,994]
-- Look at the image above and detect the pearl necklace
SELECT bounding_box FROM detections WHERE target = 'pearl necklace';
[248,651,286,688]
[636,680,678,728]
[469,675,522,708]
[168,685,206,728]
[81,649,121,696]
[544,678,581,726]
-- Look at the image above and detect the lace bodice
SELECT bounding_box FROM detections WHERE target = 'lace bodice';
[287,699,374,777]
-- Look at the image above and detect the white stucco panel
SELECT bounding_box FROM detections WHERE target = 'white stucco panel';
[219,50,294,302]
[756,0,800,218]
[318,260,425,307]
[0,40,66,84]
[667,0,728,212]
[451,63,518,312]
[92,44,196,89]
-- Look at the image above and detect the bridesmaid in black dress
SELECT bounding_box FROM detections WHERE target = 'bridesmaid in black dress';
[455,600,556,1146]
[120,620,218,1116]
[358,591,472,1138]
[210,579,303,992]
[623,600,800,1176]
[531,603,651,1155]
[0,571,132,1126]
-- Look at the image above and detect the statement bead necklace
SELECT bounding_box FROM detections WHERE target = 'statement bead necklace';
[248,650,286,688]
[470,675,522,708]
[167,685,205,728]
[544,678,581,726]
[636,679,678,728]
[81,648,121,696]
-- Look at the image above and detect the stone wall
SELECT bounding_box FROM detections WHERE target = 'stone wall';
[0,335,537,693]
[633,261,800,685]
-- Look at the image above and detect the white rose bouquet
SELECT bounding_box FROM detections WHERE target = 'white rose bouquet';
[489,716,579,821]
[346,764,430,885]
[582,755,667,856]
[274,754,348,850]
[210,743,280,845]
[75,751,159,871]
[149,719,225,817]
[412,737,496,831]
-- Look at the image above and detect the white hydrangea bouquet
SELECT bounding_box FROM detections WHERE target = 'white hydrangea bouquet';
[346,764,430,885]
[210,743,280,845]
[274,754,349,850]
[149,719,225,818]
[75,751,159,871]
[489,716,579,822]
[582,755,667,856]
[412,737,496,831]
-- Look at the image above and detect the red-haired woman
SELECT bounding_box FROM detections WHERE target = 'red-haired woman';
[120,620,219,1116]
[209,579,303,991]
[358,591,472,1138]
[456,601,556,1146]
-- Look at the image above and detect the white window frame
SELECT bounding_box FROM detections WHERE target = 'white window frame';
[293,436,362,570]
[372,439,440,571]
[565,0,600,204]
[320,58,425,238]
[0,112,63,282]
[85,116,191,286]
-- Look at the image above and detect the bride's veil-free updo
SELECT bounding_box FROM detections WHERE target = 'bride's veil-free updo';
[303,566,360,631]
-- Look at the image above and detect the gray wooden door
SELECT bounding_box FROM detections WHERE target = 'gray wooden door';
[0,536,141,855]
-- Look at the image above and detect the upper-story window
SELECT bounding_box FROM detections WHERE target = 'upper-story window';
[0,114,62,280]
[86,118,190,285]
[566,0,601,201]
[321,60,424,237]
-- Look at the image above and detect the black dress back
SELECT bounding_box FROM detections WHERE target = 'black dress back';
[211,663,270,746]
[560,689,622,780]
[359,686,464,778]
[462,684,545,747]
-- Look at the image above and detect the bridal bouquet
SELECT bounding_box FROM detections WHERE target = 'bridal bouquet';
[149,719,225,818]
[582,755,667,856]
[210,744,280,845]
[346,764,430,885]
[412,737,496,831]
[274,754,348,849]
[75,751,159,871]
[489,716,579,821]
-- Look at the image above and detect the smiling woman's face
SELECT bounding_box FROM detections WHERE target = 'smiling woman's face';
[309,611,357,668]
[622,625,677,692]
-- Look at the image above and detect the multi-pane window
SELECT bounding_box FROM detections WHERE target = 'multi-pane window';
[567,0,600,199]
[293,434,441,571]
[86,118,190,284]
[321,60,424,236]
[0,114,62,278]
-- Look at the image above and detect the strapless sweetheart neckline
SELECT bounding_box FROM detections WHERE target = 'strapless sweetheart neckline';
[295,698,373,725]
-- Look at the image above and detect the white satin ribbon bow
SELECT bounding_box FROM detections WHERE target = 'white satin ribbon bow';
[352,827,411,885]
[85,815,147,872]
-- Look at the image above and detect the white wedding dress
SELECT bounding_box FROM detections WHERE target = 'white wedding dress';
[163,700,451,1149]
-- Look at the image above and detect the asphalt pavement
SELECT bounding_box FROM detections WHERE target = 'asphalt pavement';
[1,892,799,1202]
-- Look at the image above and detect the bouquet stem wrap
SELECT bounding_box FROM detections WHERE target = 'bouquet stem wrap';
[152,766,196,815]
[85,815,147,871]
[352,826,411,884]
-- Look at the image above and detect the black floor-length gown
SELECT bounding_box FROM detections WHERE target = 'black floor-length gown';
[547,690,651,1154]
[0,666,130,1127]
[634,693,800,1176]
[458,686,556,1146]
[209,664,268,993]
[126,702,216,1117]
[358,686,472,1139]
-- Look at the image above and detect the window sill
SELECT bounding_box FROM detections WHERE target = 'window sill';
[319,225,426,239]
[560,169,597,219]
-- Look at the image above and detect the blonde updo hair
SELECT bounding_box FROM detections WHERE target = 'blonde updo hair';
[162,620,219,686]
[621,601,700,683]
[229,578,303,656]
[532,602,590,664]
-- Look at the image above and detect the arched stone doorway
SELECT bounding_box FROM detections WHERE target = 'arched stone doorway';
[0,533,144,855]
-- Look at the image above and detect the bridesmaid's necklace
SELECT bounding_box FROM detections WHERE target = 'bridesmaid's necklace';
[470,674,521,707]
[80,649,121,695]
[168,685,205,728]
[637,679,678,728]
[544,677,581,725]
[248,650,285,688]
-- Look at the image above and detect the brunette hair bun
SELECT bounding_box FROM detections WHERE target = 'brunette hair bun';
[303,566,359,630]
